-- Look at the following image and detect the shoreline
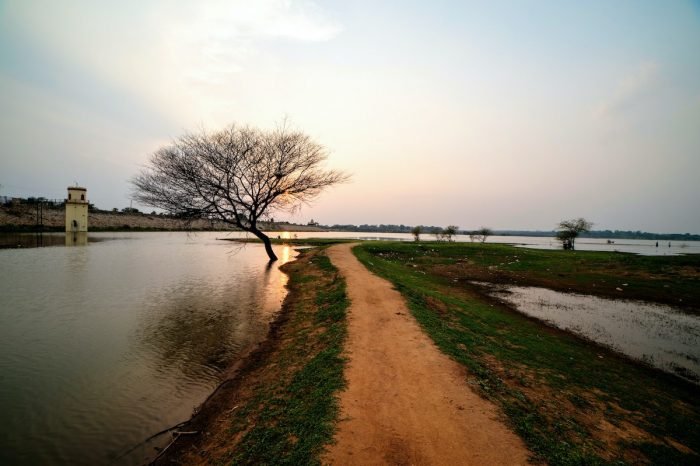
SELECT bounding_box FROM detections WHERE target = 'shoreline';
[149,246,349,464]
[119,241,700,465]
[145,258,299,465]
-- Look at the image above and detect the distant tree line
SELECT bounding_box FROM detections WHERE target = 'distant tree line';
[3,196,698,241]
[325,224,451,234]
[498,229,700,241]
[579,230,700,241]
[320,224,700,241]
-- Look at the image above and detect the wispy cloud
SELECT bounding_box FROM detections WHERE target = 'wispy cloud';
[594,61,660,120]
[213,0,343,41]
[3,0,342,124]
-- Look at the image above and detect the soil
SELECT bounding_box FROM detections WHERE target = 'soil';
[323,243,532,465]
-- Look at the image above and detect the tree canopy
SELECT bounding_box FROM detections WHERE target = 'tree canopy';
[469,227,493,243]
[411,225,422,242]
[443,225,459,242]
[132,123,348,261]
[556,218,593,250]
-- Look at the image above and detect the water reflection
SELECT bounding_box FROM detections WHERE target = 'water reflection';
[0,232,103,249]
[0,232,295,465]
[281,244,291,263]
[2,231,699,256]
[65,232,88,246]
[135,273,270,380]
[477,282,700,384]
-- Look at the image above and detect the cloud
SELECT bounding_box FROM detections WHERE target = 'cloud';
[594,61,660,119]
[3,0,342,126]
[214,0,343,41]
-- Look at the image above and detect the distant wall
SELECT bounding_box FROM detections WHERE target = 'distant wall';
[0,205,233,231]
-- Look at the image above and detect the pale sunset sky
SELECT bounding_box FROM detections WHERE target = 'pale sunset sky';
[1,1,699,232]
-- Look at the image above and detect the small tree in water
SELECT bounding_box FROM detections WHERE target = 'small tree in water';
[556,218,593,250]
[443,225,459,242]
[470,226,493,243]
[132,122,348,261]
[411,225,422,242]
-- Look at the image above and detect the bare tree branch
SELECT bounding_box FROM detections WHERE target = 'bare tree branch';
[132,123,349,261]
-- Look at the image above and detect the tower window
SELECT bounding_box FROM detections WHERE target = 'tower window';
[81,194,85,200]
[68,194,72,200]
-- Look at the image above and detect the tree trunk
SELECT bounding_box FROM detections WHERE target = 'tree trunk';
[250,227,278,261]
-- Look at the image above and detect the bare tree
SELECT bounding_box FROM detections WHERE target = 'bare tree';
[132,123,348,261]
[444,225,459,242]
[433,227,444,241]
[411,225,422,242]
[556,218,593,250]
[469,227,493,243]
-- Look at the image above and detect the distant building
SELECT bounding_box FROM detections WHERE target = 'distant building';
[65,186,88,232]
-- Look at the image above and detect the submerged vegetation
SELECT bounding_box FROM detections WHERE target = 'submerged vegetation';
[354,241,700,465]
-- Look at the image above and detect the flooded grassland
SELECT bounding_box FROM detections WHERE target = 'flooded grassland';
[477,283,700,383]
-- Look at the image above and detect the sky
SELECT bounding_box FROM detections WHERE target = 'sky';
[1,0,699,233]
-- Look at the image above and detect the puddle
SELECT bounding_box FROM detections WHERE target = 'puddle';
[474,282,700,384]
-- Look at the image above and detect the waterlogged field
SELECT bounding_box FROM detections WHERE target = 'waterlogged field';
[354,241,700,465]
[479,283,700,383]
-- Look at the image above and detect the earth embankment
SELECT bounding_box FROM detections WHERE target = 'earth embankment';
[324,243,531,465]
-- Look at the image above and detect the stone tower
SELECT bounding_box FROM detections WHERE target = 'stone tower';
[65,186,88,232]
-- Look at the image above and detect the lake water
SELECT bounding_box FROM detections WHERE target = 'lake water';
[4,231,699,256]
[268,231,700,256]
[0,232,294,465]
[478,283,700,384]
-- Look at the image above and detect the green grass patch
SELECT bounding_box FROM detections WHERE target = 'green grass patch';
[354,241,700,465]
[218,249,348,465]
[361,241,700,311]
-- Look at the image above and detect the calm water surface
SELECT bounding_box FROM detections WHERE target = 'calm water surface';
[268,231,700,256]
[479,283,700,384]
[0,232,294,465]
[4,231,699,256]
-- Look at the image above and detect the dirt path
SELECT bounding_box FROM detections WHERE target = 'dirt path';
[324,244,532,465]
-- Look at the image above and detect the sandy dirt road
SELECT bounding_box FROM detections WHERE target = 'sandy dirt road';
[324,243,531,466]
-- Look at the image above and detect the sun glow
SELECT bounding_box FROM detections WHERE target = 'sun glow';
[281,245,291,263]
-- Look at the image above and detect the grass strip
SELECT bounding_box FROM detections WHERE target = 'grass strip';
[222,250,348,465]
